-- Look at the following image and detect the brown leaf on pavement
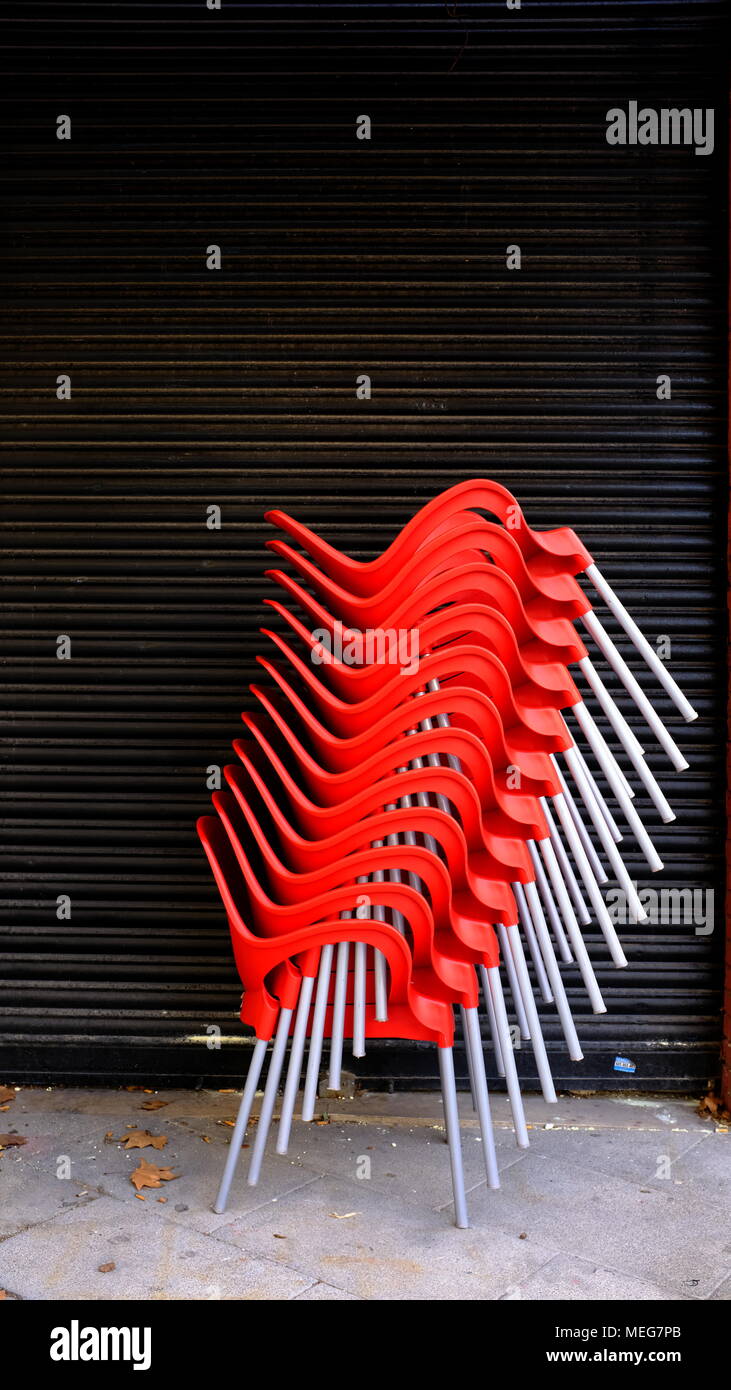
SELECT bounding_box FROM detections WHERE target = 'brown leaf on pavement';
[130,1158,180,1192]
[697,1092,731,1123]
[120,1128,168,1151]
[141,1100,169,1111]
[0,1135,26,1149]
[0,1087,16,1105]
[98,1262,116,1274]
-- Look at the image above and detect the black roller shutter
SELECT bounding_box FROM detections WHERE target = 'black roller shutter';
[1,2,727,1090]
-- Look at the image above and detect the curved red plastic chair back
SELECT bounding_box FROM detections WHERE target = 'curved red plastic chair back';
[252,662,560,806]
[262,596,580,713]
[220,766,501,964]
[264,561,587,669]
[265,477,592,597]
[227,747,520,925]
[197,815,454,1045]
[238,708,536,884]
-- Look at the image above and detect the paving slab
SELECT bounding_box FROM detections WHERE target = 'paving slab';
[293,1280,363,1300]
[466,1149,731,1298]
[29,1113,326,1237]
[502,1251,691,1301]
[519,1124,718,1190]
[214,1173,559,1299]
[0,1164,98,1242]
[0,1196,315,1301]
[0,1088,725,1301]
[269,1115,527,1210]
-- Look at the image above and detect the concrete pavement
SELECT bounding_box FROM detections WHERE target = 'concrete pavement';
[0,1086,728,1301]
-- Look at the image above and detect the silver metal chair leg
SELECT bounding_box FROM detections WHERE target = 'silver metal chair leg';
[463,1006,500,1189]
[514,880,553,1003]
[563,737,623,843]
[247,1006,294,1186]
[276,976,315,1154]
[529,840,573,962]
[460,1003,478,1109]
[302,944,334,1122]
[572,703,663,871]
[327,938,350,1091]
[482,965,530,1149]
[539,836,606,1015]
[480,971,506,1076]
[213,1036,268,1213]
[501,922,557,1104]
[550,787,630,969]
[541,795,591,925]
[553,760,608,881]
[352,942,367,1058]
[584,562,697,723]
[563,746,646,942]
[498,925,531,1040]
[524,881,583,1062]
[581,606,690,768]
[438,1045,469,1228]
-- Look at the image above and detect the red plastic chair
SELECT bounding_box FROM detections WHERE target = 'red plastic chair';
[237,708,588,1060]
[266,478,696,724]
[197,481,696,1232]
[197,815,474,1225]
[223,755,549,1127]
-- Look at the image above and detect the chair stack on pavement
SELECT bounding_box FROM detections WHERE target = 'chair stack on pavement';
[198,479,695,1227]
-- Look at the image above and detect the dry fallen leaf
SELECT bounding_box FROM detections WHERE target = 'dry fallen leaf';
[130,1157,180,1192]
[124,1086,145,1092]
[201,1136,211,1143]
[329,1211,359,1220]
[0,1135,26,1149]
[698,1092,731,1124]
[222,1119,235,1128]
[273,1233,286,1239]
[141,1100,169,1111]
[0,1291,7,1300]
[98,1262,116,1274]
[0,1088,16,1105]
[156,1197,167,1204]
[120,1129,168,1152]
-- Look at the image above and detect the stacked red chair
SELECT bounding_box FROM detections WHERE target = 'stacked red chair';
[198,478,695,1228]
